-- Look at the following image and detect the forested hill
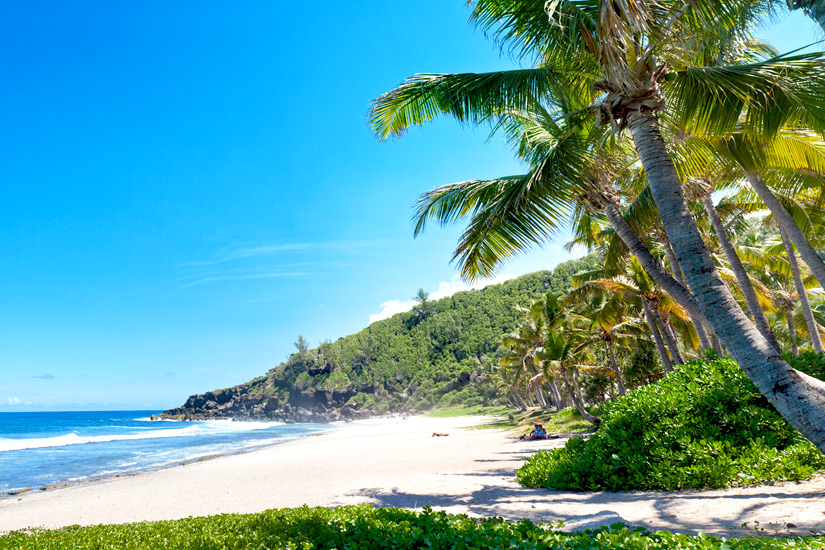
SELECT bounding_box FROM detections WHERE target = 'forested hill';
[162,255,600,423]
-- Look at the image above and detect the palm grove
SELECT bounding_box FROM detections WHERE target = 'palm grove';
[370,0,825,453]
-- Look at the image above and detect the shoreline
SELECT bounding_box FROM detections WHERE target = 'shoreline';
[2,415,824,537]
[0,427,336,499]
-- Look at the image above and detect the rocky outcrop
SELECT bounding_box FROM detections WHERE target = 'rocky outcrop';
[161,378,377,423]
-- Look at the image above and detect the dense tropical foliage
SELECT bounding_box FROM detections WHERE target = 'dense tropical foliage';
[516,356,825,492]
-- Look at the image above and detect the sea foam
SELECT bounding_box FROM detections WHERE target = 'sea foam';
[0,419,284,452]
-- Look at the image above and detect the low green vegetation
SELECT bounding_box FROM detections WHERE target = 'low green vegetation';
[423,405,512,418]
[516,357,825,492]
[458,406,601,434]
[2,505,822,550]
[536,406,602,435]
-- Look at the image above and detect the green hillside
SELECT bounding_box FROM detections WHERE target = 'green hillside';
[163,256,600,422]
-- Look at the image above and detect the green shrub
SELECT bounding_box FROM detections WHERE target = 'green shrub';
[785,351,825,379]
[516,358,825,492]
[1,505,822,549]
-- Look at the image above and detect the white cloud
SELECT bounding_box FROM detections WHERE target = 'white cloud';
[429,274,516,300]
[368,274,517,324]
[369,299,417,324]
[6,397,21,405]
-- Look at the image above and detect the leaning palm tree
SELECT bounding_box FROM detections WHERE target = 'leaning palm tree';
[714,130,825,296]
[687,179,783,351]
[370,0,825,451]
[410,97,720,352]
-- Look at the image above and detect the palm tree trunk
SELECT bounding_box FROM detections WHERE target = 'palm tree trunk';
[779,225,825,353]
[642,297,674,372]
[710,332,723,355]
[628,111,825,453]
[561,369,600,426]
[789,0,825,32]
[746,172,825,291]
[603,203,715,346]
[661,236,712,351]
[701,194,782,353]
[786,305,800,357]
[533,384,549,409]
[656,312,685,365]
[606,339,626,396]
[548,378,565,409]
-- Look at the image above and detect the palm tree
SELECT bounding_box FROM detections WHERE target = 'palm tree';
[566,291,649,396]
[569,258,691,372]
[716,132,825,298]
[370,0,825,451]
[499,293,566,409]
[536,328,603,425]
[779,225,825,352]
[693,181,782,351]
[410,103,719,352]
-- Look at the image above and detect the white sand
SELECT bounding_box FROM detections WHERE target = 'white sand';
[1,415,824,537]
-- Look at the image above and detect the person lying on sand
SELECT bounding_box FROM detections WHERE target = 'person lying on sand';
[519,423,557,440]
[431,432,449,437]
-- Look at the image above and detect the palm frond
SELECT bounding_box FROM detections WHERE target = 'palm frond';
[666,52,825,139]
[370,68,569,139]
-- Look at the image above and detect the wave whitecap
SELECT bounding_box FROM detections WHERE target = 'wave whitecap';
[0,419,284,452]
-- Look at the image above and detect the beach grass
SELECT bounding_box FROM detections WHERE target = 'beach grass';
[1,505,822,550]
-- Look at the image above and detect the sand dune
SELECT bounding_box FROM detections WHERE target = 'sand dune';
[1,415,823,537]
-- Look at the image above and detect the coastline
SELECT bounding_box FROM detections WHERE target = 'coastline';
[0,427,334,499]
[1,415,824,537]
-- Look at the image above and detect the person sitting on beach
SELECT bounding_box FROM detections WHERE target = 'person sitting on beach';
[519,423,549,440]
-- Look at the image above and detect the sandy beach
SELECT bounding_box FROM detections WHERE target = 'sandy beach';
[1,415,824,537]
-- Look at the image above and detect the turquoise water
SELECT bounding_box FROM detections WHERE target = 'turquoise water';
[0,411,329,494]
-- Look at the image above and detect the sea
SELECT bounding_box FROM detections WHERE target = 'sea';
[0,411,331,496]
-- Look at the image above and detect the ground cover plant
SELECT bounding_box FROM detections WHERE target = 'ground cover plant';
[2,505,824,550]
[516,357,825,492]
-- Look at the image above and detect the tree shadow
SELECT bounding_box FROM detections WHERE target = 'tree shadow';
[334,479,825,538]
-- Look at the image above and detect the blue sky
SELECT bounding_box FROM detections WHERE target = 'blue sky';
[0,3,819,411]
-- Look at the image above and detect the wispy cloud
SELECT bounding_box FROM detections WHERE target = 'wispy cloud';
[5,397,21,405]
[182,244,318,267]
[32,373,55,380]
[181,271,311,288]
[182,240,381,267]
[176,240,381,289]
[368,274,516,324]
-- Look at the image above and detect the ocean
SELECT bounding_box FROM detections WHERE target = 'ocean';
[0,411,330,495]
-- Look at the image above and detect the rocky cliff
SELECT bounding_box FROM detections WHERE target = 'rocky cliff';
[161,373,375,423]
